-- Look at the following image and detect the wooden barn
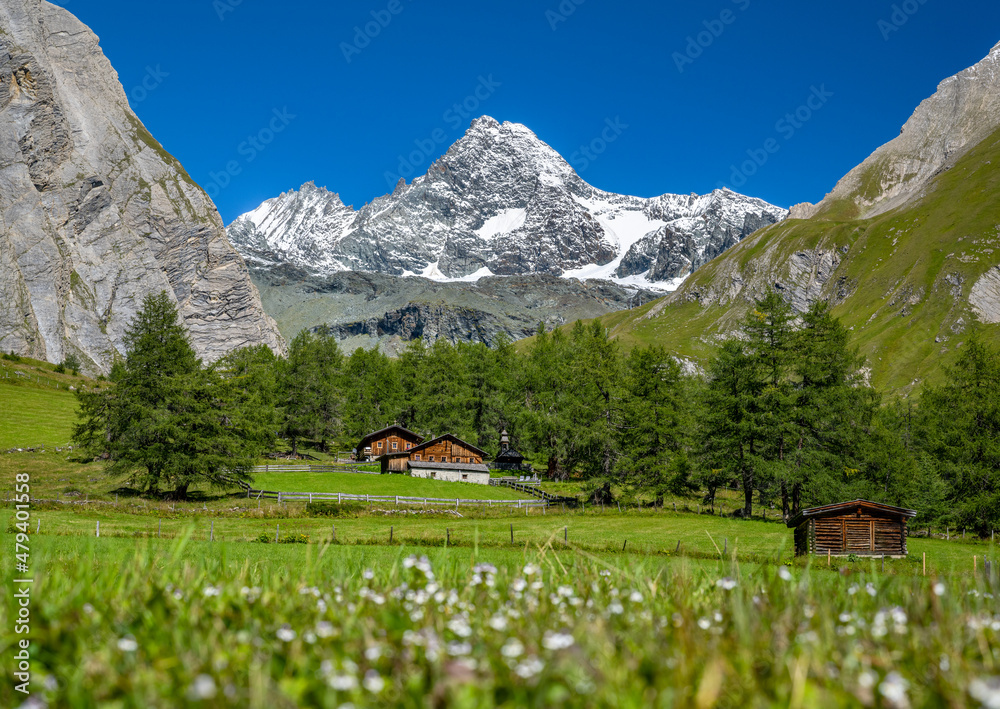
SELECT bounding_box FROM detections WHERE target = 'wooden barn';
[786,500,916,557]
[355,425,424,462]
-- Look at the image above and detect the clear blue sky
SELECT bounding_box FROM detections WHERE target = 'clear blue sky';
[64,0,1000,223]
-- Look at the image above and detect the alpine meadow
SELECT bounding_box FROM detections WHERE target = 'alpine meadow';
[3,1,1000,708]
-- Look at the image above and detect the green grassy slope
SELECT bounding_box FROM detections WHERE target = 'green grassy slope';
[606,125,1000,394]
[0,357,88,449]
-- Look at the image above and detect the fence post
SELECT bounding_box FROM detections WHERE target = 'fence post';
[511,524,514,544]
[564,526,568,543]
[96,521,100,537]
[395,496,399,507]
[390,526,393,543]
[446,529,450,546]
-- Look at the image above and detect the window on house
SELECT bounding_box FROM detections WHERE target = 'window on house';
[414,454,421,461]
[429,456,434,462]
[462,474,468,481]
[431,472,437,479]
[442,457,448,463]
[377,441,383,449]
[391,442,398,451]
[406,443,411,450]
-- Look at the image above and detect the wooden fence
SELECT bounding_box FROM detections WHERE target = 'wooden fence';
[491,478,577,505]
[251,464,378,475]
[225,475,548,508]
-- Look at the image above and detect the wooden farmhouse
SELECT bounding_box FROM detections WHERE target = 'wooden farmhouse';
[786,500,916,557]
[355,425,424,462]
[370,431,491,485]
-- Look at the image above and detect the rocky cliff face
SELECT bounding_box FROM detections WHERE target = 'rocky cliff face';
[249,266,659,355]
[802,41,1000,220]
[228,117,787,288]
[0,0,283,372]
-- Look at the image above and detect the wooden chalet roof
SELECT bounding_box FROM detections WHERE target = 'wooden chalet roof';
[786,500,917,528]
[408,433,488,458]
[357,425,424,451]
[495,447,525,462]
[408,460,490,473]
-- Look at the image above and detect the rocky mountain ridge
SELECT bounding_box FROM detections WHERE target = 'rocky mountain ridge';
[228,117,787,289]
[605,39,1000,393]
[0,0,283,372]
[797,40,1000,220]
[250,267,659,355]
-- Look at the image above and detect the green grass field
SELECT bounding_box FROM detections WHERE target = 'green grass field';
[252,472,530,500]
[0,379,80,450]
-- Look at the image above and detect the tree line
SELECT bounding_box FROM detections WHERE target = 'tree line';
[74,291,1000,535]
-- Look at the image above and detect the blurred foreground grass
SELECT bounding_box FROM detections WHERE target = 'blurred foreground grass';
[1,535,998,707]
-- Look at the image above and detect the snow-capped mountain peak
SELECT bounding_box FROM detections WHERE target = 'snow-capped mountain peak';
[227,117,787,289]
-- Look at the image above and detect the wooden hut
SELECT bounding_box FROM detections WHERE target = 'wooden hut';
[786,500,916,557]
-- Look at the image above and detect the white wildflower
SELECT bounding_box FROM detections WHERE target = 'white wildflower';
[542,631,574,651]
[202,585,221,597]
[522,563,540,576]
[328,674,358,691]
[879,671,910,708]
[187,675,217,700]
[363,670,385,694]
[716,577,737,591]
[515,656,544,679]
[447,641,472,656]
[629,590,644,603]
[697,617,711,630]
[447,617,473,638]
[778,566,793,582]
[858,670,877,689]
[969,677,1000,709]
[276,626,296,642]
[315,621,335,638]
[362,569,374,580]
[117,636,138,652]
[489,614,509,632]
[933,582,946,597]
[501,638,524,658]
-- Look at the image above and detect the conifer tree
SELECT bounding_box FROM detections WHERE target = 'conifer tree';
[73,292,264,498]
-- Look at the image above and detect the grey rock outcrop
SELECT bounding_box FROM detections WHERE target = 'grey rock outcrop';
[970,266,1000,324]
[0,0,283,372]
